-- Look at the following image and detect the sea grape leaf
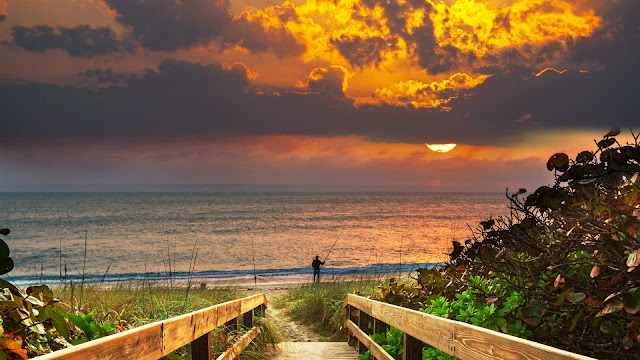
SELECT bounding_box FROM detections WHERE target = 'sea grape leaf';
[576,151,594,163]
[597,138,616,148]
[590,265,600,278]
[567,292,586,303]
[600,320,615,334]
[604,127,620,137]
[597,298,624,317]
[0,229,9,236]
[0,257,14,276]
[627,250,640,268]
[0,240,9,258]
[623,289,640,314]
[547,153,570,172]
[0,279,20,296]
[480,219,495,230]
[26,285,53,303]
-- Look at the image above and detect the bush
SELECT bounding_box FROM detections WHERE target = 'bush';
[375,129,640,358]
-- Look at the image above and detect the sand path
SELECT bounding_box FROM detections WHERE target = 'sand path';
[241,288,323,342]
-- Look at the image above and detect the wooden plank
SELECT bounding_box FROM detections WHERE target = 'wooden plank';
[191,332,212,360]
[163,304,218,354]
[34,294,267,360]
[346,295,596,360]
[346,294,373,315]
[403,334,422,360]
[216,327,260,360]
[270,342,359,360]
[345,319,394,360]
[240,293,266,314]
[34,322,163,360]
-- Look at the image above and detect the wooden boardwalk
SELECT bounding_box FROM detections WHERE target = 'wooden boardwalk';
[265,342,359,360]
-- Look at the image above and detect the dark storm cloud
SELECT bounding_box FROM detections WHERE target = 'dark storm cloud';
[570,0,640,71]
[8,25,134,57]
[1,56,637,145]
[101,0,304,56]
[331,36,394,68]
[80,68,134,85]
[305,66,349,98]
[348,0,464,74]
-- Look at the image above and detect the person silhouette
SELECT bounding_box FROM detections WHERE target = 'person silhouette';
[311,255,325,282]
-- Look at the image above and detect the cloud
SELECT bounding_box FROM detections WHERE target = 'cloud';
[331,35,396,68]
[80,68,133,85]
[101,0,304,56]
[8,25,134,57]
[0,52,637,146]
[0,0,7,21]
[298,66,350,98]
[360,72,490,108]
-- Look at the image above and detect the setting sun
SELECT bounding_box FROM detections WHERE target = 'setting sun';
[426,143,457,153]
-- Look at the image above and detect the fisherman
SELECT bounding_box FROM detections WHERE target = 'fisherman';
[311,255,325,282]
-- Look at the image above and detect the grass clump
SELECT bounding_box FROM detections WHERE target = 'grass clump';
[273,278,379,340]
[54,282,239,327]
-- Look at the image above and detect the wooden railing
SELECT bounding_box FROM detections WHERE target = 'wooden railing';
[35,293,267,360]
[344,294,596,360]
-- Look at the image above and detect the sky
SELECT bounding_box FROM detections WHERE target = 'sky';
[0,0,638,191]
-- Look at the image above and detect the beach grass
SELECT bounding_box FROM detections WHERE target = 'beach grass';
[52,282,278,359]
[271,277,381,341]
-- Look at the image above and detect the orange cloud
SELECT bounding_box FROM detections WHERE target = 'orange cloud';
[229,0,601,107]
[296,65,351,97]
[0,0,7,21]
[357,72,490,108]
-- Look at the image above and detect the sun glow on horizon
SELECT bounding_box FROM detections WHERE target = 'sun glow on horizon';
[426,143,457,153]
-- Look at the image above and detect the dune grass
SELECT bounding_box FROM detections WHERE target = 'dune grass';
[271,277,380,341]
[52,282,279,359]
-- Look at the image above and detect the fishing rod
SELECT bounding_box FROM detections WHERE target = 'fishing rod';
[322,229,343,266]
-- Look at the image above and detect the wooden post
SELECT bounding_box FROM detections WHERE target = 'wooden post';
[403,333,423,360]
[191,331,212,360]
[255,304,265,318]
[373,318,389,336]
[358,310,373,355]
[243,309,254,328]
[221,317,239,345]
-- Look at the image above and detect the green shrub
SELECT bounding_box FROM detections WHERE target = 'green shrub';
[374,129,640,359]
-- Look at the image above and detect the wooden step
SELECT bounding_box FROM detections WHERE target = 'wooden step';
[264,342,359,360]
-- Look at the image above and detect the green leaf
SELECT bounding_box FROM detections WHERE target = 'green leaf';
[596,298,624,317]
[576,151,594,163]
[0,229,9,236]
[0,257,14,276]
[569,312,581,332]
[0,278,20,295]
[597,138,616,148]
[599,320,615,334]
[622,289,640,314]
[26,285,54,303]
[567,292,586,303]
[627,250,640,268]
[554,289,570,307]
[0,240,9,258]
[547,153,570,172]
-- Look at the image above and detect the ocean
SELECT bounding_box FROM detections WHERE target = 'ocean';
[0,192,509,286]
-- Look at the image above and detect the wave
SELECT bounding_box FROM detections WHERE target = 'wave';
[5,262,444,286]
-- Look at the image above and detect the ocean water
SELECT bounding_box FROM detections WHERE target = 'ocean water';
[0,192,508,285]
